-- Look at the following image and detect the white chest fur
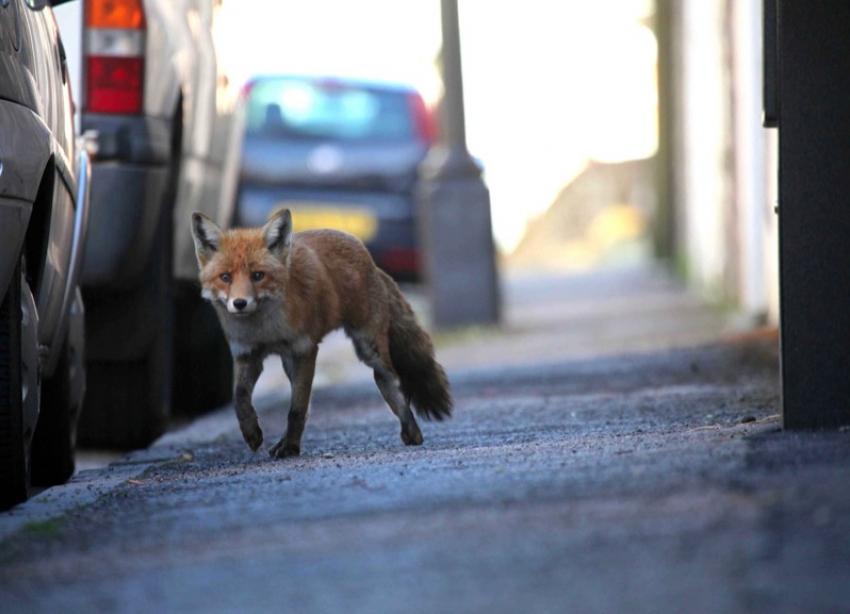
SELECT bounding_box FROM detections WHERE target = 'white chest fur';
[214,301,314,359]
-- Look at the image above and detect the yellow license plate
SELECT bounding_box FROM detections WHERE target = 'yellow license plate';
[285,205,378,242]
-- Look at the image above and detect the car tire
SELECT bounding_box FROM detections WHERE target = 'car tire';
[172,281,233,417]
[30,334,81,486]
[0,259,30,510]
[77,205,174,450]
[81,348,170,450]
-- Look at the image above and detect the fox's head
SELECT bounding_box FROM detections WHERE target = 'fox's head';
[191,209,293,315]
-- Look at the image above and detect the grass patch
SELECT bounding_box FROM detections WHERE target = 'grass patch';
[22,519,63,537]
[433,324,504,348]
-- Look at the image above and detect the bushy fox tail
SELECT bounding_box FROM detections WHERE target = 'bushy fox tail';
[382,272,453,421]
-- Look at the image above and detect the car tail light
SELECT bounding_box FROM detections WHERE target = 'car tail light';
[239,80,256,101]
[381,247,420,277]
[84,0,146,114]
[407,92,437,146]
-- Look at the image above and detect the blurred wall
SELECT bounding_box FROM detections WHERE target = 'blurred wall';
[657,0,778,323]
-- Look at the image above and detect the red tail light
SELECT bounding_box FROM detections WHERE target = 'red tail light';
[84,0,146,114]
[239,79,257,101]
[407,92,437,145]
[381,247,420,277]
[86,57,144,114]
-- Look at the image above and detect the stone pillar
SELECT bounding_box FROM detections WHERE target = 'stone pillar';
[416,0,501,328]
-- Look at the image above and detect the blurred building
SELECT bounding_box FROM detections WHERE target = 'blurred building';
[656,0,778,324]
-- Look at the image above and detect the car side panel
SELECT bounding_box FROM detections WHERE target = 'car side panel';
[35,168,75,352]
[13,0,79,367]
[0,103,49,313]
[169,0,235,281]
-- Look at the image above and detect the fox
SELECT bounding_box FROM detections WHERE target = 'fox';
[191,208,452,458]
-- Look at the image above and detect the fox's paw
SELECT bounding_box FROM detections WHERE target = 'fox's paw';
[401,425,424,446]
[242,425,264,453]
[270,440,300,459]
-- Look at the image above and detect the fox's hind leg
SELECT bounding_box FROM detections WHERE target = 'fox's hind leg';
[352,331,423,446]
[375,368,424,446]
[234,355,264,452]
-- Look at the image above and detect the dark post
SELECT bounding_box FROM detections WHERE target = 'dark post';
[416,0,501,328]
[652,0,678,262]
[774,0,850,429]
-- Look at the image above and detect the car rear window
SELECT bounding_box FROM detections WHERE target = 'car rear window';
[244,78,417,142]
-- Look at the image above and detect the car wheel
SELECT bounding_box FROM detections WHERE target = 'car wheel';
[77,205,174,450]
[30,332,82,486]
[0,259,40,510]
[81,346,170,450]
[172,281,233,417]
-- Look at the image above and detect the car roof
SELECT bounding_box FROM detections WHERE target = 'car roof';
[242,73,421,95]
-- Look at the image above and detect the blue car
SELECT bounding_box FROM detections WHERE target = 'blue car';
[234,75,436,282]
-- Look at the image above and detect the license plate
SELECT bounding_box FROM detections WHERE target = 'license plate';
[283,205,378,242]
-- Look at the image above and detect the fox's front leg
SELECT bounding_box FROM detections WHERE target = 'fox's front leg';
[233,355,264,452]
[270,348,317,459]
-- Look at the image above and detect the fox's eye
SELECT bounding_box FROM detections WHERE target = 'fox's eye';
[251,271,265,282]
[220,272,232,283]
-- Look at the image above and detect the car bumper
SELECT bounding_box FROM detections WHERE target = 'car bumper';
[80,113,173,289]
[80,162,169,288]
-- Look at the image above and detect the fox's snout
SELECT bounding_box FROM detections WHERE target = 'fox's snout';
[201,285,260,315]
[224,273,261,314]
[228,296,257,314]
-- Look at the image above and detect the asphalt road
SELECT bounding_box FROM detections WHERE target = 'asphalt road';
[2,266,849,614]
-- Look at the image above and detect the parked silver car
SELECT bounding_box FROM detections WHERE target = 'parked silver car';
[54,0,238,449]
[0,0,91,510]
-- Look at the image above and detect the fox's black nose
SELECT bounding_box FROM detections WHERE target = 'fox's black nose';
[233,298,248,311]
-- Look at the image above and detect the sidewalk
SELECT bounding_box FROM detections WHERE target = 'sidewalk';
[150,264,850,614]
[4,263,850,614]
[255,262,749,395]
[435,262,748,369]
[157,261,753,452]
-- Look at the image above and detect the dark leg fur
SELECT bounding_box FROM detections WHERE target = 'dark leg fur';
[270,348,317,458]
[233,357,264,451]
[351,329,424,446]
[374,367,424,446]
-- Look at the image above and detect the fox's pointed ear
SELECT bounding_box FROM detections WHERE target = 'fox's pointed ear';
[263,209,293,262]
[192,213,223,268]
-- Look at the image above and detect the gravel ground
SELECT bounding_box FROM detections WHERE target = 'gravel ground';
[2,266,849,614]
[3,335,849,614]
